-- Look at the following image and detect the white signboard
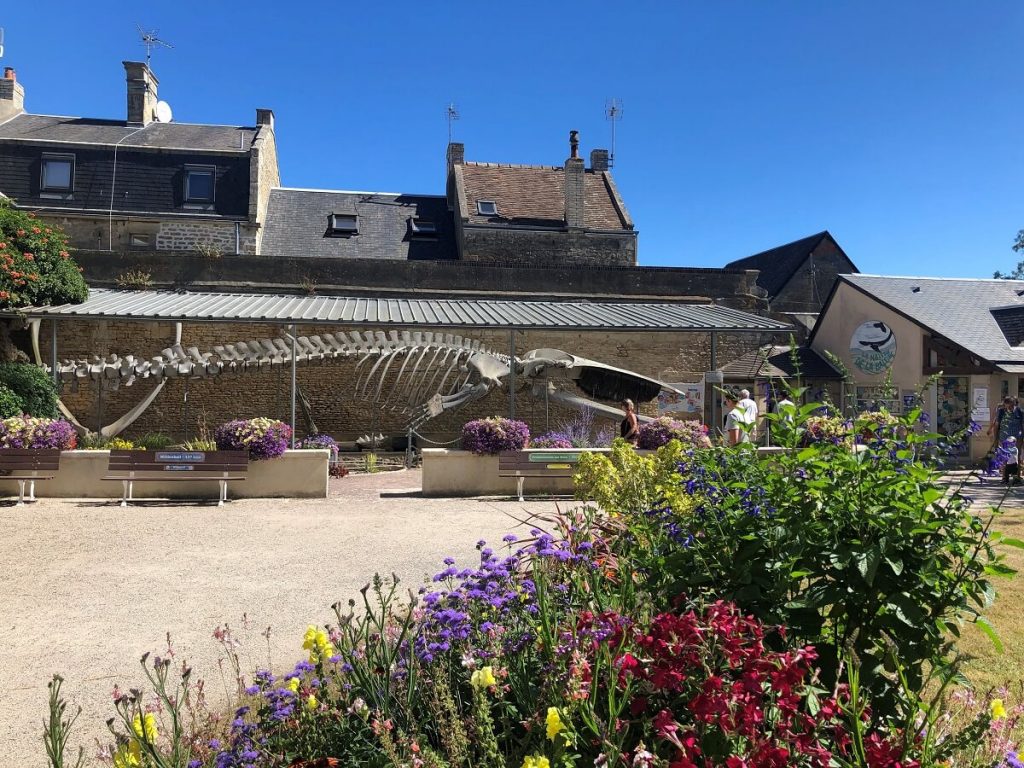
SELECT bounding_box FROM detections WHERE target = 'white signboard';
[659,381,704,416]
[973,387,988,410]
[850,321,897,374]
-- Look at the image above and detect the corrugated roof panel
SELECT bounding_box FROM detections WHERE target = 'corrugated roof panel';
[6,289,789,332]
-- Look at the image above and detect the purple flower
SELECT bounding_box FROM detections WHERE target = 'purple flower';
[460,417,529,454]
[215,418,291,461]
[637,416,712,450]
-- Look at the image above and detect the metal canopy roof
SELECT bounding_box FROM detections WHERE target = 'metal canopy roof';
[4,289,789,333]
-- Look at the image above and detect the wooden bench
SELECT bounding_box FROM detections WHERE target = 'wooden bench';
[0,448,62,505]
[104,450,249,507]
[498,449,586,502]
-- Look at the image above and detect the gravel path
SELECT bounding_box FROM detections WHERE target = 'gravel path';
[0,470,565,766]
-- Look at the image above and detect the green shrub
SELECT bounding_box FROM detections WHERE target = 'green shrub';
[79,434,135,450]
[0,384,24,417]
[0,198,88,307]
[136,432,173,450]
[0,363,58,417]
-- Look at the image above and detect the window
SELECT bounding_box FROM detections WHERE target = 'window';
[129,233,152,249]
[184,165,215,205]
[327,213,358,236]
[409,218,438,239]
[40,153,74,193]
[855,385,901,414]
[476,200,497,216]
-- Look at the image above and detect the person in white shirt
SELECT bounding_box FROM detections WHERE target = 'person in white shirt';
[738,388,759,438]
[724,393,748,445]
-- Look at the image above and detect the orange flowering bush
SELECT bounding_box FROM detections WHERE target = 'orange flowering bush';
[0,198,87,307]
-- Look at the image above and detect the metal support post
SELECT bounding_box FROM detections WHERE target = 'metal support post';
[50,321,58,387]
[509,329,516,421]
[290,324,297,448]
[710,332,718,433]
[183,376,189,443]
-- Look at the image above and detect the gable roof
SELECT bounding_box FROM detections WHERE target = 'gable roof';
[0,113,257,153]
[456,162,631,230]
[721,345,841,380]
[725,231,847,299]
[815,274,1024,369]
[261,188,457,260]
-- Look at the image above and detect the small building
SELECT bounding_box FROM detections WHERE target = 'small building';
[720,344,841,407]
[0,62,279,254]
[809,274,1024,460]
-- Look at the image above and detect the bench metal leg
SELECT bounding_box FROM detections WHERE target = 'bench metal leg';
[121,480,129,508]
[28,480,36,502]
[219,479,227,507]
[16,479,25,506]
[517,476,525,503]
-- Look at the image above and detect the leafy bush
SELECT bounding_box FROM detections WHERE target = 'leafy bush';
[530,431,574,449]
[636,415,712,450]
[79,434,135,450]
[0,198,88,307]
[0,384,23,417]
[0,362,58,418]
[0,415,76,449]
[180,438,217,452]
[575,438,695,517]
[298,433,348,477]
[135,432,174,450]
[460,417,529,454]
[215,417,291,460]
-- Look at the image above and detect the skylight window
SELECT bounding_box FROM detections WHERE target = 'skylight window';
[41,153,74,193]
[327,213,358,236]
[476,200,498,216]
[409,218,438,238]
[184,165,215,205]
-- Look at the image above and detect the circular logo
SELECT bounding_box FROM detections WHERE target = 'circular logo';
[850,321,897,374]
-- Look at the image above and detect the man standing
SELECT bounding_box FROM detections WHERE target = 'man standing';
[738,388,759,439]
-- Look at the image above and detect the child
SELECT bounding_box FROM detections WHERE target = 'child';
[1002,436,1021,485]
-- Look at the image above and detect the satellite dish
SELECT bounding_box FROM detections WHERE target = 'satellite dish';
[155,100,173,123]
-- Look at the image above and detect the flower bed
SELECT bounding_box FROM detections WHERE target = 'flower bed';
[0,415,76,449]
[215,417,291,460]
[461,416,529,454]
[636,415,712,449]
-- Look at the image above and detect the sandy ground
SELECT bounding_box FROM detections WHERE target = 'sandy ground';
[0,470,566,766]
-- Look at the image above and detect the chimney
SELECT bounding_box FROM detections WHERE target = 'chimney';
[589,148,609,172]
[447,141,464,171]
[0,67,25,122]
[123,61,159,125]
[564,130,585,229]
[256,108,275,132]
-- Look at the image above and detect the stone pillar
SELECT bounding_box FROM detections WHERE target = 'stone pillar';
[123,61,159,126]
[0,67,25,122]
[565,131,585,230]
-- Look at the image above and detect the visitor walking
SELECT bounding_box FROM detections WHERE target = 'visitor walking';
[724,392,748,446]
[620,398,639,445]
[738,388,759,440]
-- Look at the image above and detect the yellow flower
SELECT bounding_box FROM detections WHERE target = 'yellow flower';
[991,698,1008,720]
[522,757,550,768]
[286,677,300,694]
[131,712,158,742]
[546,706,566,741]
[470,665,497,690]
[306,694,318,711]
[302,625,333,664]
[113,741,141,768]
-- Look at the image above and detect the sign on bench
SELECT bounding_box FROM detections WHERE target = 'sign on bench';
[0,448,62,505]
[498,450,585,501]
[104,450,249,507]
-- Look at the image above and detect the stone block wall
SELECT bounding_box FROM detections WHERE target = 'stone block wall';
[35,214,258,255]
[461,227,637,267]
[42,319,773,444]
[155,220,257,254]
[772,238,856,313]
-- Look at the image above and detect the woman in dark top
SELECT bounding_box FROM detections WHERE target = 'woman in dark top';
[620,398,639,444]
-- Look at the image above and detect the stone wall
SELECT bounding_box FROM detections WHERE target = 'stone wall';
[34,214,258,255]
[460,227,637,268]
[42,318,774,444]
[772,238,856,313]
[250,124,280,253]
[155,220,257,254]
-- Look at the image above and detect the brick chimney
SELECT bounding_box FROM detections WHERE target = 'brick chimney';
[564,130,585,229]
[123,61,159,125]
[256,108,275,132]
[0,67,25,122]
[447,141,464,171]
[590,148,609,172]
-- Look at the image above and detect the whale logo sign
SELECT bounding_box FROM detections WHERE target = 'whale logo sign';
[850,321,897,374]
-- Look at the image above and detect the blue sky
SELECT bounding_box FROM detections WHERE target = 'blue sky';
[2,2,1022,277]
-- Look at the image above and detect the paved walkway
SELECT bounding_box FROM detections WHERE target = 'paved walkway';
[0,470,564,765]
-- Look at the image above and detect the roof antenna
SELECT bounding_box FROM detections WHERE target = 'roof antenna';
[445,102,460,144]
[605,98,623,168]
[0,28,5,59]
[137,24,173,67]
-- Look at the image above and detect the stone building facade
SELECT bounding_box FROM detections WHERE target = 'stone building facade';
[0,63,279,256]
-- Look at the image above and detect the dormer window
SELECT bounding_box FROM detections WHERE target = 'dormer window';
[40,153,74,194]
[409,218,438,239]
[327,213,358,236]
[476,200,498,216]
[184,165,215,205]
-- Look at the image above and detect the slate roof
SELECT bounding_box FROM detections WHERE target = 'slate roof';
[725,231,836,298]
[721,345,841,380]
[0,113,257,152]
[261,188,457,260]
[457,162,630,230]
[820,275,1024,369]
[6,288,792,333]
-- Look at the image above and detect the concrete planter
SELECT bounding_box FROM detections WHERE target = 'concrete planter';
[421,448,581,497]
[0,449,329,500]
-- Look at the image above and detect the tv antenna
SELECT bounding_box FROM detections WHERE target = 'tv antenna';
[0,29,5,59]
[137,25,173,67]
[445,102,460,143]
[605,98,623,168]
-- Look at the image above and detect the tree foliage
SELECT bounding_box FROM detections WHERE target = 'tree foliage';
[993,229,1024,279]
[0,362,58,417]
[0,198,88,307]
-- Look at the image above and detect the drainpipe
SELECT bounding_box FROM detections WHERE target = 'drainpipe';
[234,222,240,255]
